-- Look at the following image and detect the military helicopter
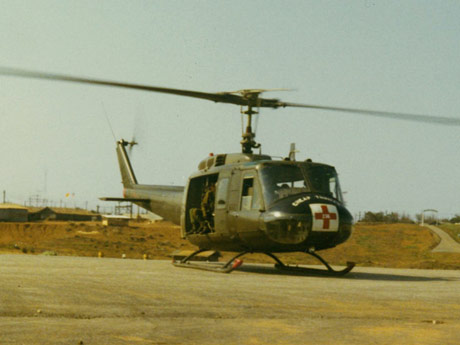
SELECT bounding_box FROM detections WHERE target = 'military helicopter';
[2,67,460,275]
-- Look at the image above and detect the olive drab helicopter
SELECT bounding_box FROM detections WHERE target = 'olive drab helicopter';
[2,67,460,275]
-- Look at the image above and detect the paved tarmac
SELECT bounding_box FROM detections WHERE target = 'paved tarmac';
[0,254,459,345]
[427,225,460,253]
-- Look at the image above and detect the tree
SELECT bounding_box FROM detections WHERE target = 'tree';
[450,214,460,223]
[359,211,414,223]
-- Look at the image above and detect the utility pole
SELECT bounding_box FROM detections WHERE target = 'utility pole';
[2,190,5,203]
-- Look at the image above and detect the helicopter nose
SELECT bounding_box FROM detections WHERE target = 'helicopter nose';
[261,195,353,246]
[262,213,310,245]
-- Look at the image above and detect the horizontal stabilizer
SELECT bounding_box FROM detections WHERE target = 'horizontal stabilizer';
[99,197,150,202]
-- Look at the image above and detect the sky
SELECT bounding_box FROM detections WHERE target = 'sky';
[0,0,459,219]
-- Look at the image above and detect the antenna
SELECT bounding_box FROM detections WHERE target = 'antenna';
[288,143,298,161]
[101,101,117,141]
[44,168,48,194]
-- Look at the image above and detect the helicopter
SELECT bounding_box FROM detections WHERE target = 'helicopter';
[2,67,460,275]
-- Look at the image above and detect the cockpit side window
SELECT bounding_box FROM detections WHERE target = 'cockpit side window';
[259,165,309,206]
[304,166,343,202]
[331,176,343,202]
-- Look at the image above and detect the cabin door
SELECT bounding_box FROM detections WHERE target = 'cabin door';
[227,169,242,237]
[214,171,231,234]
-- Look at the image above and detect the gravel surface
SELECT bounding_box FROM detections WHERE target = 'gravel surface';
[0,254,459,345]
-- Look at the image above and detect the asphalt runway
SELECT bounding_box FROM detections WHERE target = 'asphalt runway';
[1,254,459,345]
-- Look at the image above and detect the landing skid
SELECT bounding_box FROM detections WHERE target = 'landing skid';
[173,249,246,273]
[271,251,355,276]
[173,249,355,276]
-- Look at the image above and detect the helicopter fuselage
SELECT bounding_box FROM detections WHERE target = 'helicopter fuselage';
[117,141,353,254]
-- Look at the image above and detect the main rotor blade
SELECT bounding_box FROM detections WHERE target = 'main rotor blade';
[0,67,248,106]
[281,102,460,126]
[2,66,459,126]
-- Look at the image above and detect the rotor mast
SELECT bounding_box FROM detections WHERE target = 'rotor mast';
[239,90,263,154]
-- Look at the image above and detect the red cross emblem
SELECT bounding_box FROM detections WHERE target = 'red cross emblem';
[310,204,339,231]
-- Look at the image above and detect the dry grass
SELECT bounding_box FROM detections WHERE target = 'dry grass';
[0,221,195,260]
[438,223,460,244]
[0,221,459,269]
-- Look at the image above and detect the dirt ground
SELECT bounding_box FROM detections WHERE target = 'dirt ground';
[1,221,459,269]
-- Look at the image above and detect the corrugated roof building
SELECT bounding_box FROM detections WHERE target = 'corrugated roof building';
[28,207,101,221]
[0,203,28,222]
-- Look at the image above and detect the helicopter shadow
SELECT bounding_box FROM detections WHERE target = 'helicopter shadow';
[237,264,457,282]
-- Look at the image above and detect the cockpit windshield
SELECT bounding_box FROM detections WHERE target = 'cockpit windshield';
[259,164,343,206]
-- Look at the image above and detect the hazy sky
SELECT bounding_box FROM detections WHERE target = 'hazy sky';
[1,1,459,218]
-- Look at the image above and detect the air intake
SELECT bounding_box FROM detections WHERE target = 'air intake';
[215,154,227,166]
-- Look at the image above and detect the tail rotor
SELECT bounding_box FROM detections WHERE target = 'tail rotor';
[127,137,138,157]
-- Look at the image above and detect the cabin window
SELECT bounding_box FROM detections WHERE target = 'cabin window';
[241,176,262,211]
[215,177,229,209]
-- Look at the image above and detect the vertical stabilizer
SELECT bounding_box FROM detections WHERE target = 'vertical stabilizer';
[116,139,138,187]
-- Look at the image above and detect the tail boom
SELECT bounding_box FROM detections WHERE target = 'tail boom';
[101,139,184,225]
[124,184,184,224]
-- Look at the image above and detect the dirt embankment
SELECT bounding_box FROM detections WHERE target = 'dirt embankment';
[0,221,459,269]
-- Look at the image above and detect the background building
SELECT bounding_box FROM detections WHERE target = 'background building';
[0,204,28,222]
